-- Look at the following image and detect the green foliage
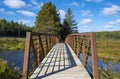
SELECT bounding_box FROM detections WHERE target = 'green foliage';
[60,20,71,41]
[60,8,78,41]
[64,8,78,33]
[34,2,78,41]
[0,19,32,37]
[0,58,21,79]
[35,2,61,35]
[96,31,120,40]
[0,37,25,50]
[0,58,7,74]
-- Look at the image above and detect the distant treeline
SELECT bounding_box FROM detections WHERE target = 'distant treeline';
[0,19,32,37]
[96,31,120,40]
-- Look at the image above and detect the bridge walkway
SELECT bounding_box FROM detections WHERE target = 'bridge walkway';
[30,43,91,79]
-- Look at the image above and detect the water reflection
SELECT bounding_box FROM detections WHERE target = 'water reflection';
[0,51,120,73]
[0,50,24,70]
[79,54,120,75]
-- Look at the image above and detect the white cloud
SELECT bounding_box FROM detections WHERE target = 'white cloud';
[86,0,103,3]
[105,22,114,29]
[80,18,93,25]
[80,10,93,17]
[105,19,120,29]
[71,1,79,7]
[81,3,85,7]
[31,0,38,5]
[31,0,43,9]
[0,8,15,15]
[3,0,26,8]
[6,11,15,15]
[17,10,36,17]
[59,10,66,19]
[115,19,120,24]
[18,19,31,24]
[100,5,120,16]
[0,8,5,12]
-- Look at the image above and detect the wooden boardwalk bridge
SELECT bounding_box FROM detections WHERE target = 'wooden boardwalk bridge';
[22,32,99,79]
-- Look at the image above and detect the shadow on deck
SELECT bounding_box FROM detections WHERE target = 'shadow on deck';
[30,43,78,79]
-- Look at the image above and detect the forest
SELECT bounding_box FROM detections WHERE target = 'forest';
[96,31,120,40]
[0,19,32,37]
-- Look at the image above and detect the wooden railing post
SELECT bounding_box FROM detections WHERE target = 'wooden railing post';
[91,32,99,79]
[22,32,31,79]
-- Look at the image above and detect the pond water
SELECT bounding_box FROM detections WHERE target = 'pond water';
[0,50,120,73]
[0,50,24,70]
[79,54,120,74]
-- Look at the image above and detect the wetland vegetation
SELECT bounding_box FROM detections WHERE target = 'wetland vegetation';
[0,37,25,50]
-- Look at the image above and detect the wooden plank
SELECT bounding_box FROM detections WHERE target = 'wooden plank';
[30,43,91,79]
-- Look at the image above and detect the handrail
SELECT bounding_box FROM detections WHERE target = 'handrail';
[22,32,58,79]
[65,32,99,79]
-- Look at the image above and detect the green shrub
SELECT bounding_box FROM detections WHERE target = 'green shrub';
[0,58,21,79]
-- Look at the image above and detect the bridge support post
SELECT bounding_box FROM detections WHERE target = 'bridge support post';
[91,32,99,79]
[22,32,31,79]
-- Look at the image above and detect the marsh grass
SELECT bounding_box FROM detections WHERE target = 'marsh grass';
[96,39,120,78]
[97,39,120,63]
[0,37,25,50]
[99,68,120,79]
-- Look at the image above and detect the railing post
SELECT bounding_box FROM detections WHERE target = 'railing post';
[82,35,86,67]
[91,32,99,79]
[74,35,77,54]
[76,35,79,57]
[45,35,49,53]
[22,32,31,79]
[49,35,52,49]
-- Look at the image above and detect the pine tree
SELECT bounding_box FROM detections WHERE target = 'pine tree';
[60,20,71,41]
[35,2,61,35]
[64,8,78,33]
[60,8,78,41]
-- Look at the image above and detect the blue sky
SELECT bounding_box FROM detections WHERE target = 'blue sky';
[0,0,120,32]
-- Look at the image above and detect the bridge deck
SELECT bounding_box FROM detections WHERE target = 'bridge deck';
[30,43,91,79]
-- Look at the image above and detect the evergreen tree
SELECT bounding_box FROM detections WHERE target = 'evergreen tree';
[60,20,71,41]
[0,19,31,37]
[64,8,78,33]
[60,8,78,41]
[35,2,61,35]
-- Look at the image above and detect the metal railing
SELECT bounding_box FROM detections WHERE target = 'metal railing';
[65,32,99,79]
[22,32,58,79]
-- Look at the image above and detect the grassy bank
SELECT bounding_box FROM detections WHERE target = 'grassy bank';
[0,37,25,50]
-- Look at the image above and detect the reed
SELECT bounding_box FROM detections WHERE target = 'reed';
[97,39,120,63]
[0,37,25,50]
